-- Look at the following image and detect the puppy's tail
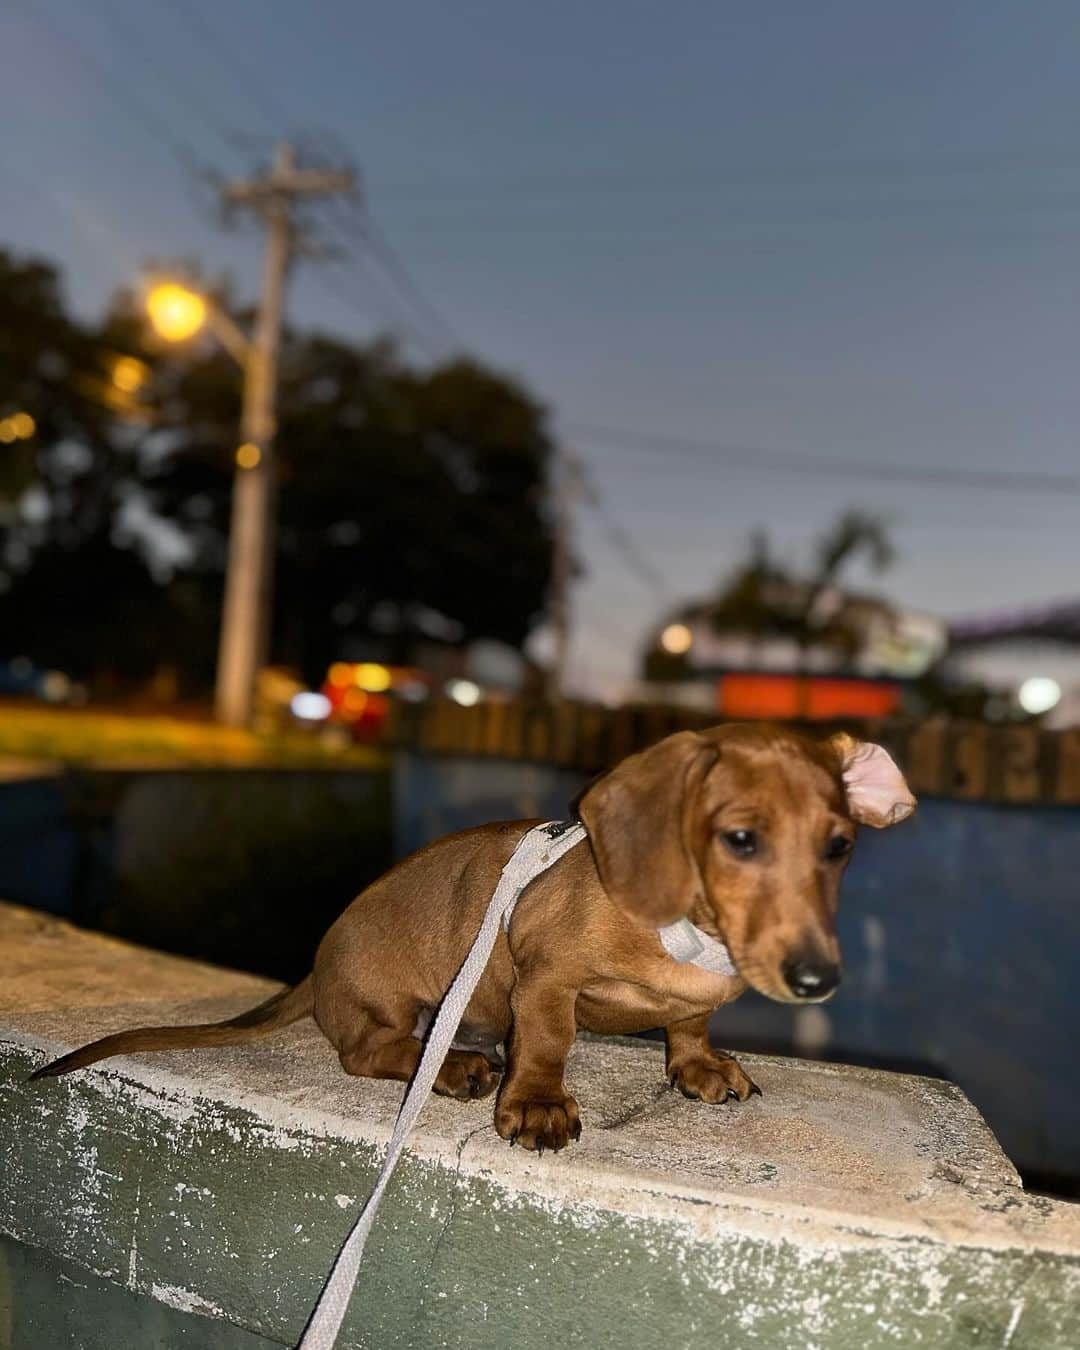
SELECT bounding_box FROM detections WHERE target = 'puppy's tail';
[29,977,315,1081]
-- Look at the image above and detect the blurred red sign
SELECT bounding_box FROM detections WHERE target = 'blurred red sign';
[718,673,900,720]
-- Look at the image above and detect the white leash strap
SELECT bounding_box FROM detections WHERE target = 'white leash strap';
[296,821,586,1350]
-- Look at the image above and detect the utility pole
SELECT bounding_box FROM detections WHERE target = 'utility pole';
[214,143,354,728]
[548,445,583,700]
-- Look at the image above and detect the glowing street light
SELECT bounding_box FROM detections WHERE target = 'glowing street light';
[137,144,354,729]
[146,283,208,343]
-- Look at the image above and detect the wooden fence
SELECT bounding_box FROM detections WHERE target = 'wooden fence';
[381,700,1080,805]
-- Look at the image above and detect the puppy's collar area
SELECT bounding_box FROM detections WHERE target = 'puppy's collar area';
[504,822,737,977]
[656,915,737,977]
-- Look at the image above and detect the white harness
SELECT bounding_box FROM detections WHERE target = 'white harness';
[297,820,736,1349]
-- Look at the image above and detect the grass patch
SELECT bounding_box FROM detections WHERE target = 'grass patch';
[0,702,385,770]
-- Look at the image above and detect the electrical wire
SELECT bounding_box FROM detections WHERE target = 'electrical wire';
[20,0,208,176]
[91,0,241,157]
[164,0,296,135]
[317,200,463,360]
[324,199,463,354]
[370,147,1080,200]
[564,421,1080,498]
[568,455,672,598]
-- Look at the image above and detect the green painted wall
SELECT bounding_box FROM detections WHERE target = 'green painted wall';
[3,1038,1080,1350]
[0,1236,278,1350]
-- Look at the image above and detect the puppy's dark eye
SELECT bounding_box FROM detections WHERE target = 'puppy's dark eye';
[723,829,758,859]
[825,835,853,860]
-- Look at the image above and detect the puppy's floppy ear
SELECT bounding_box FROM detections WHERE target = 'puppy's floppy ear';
[577,730,717,926]
[830,733,916,828]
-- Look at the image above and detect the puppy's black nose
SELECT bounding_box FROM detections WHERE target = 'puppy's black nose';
[782,957,840,1000]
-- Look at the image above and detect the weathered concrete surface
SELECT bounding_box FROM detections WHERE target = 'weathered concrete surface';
[0,1234,275,1349]
[3,990,1080,1350]
[0,900,277,1013]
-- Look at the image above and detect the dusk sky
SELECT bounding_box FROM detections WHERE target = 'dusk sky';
[4,0,1080,696]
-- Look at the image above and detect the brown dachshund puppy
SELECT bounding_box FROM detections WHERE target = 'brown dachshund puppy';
[33,724,915,1152]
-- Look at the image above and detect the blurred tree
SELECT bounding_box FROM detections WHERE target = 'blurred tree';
[645,511,896,681]
[0,250,172,687]
[0,249,555,694]
[144,332,554,686]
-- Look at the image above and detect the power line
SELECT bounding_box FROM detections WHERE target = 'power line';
[583,497,672,597]
[325,200,463,353]
[0,146,140,272]
[568,455,671,597]
[564,421,1080,498]
[91,0,240,156]
[315,199,463,360]
[370,147,1080,200]
[361,212,463,353]
[306,260,448,364]
[21,0,208,175]
[164,0,296,136]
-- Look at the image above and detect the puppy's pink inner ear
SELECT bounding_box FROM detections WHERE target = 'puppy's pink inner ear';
[841,741,916,827]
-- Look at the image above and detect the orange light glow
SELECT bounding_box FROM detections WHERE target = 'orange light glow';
[10,412,35,439]
[112,356,149,393]
[328,662,353,689]
[354,662,392,692]
[342,688,369,716]
[718,674,901,721]
[236,442,261,469]
[146,283,207,342]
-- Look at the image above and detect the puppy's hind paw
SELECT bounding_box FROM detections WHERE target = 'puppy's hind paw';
[434,1051,501,1101]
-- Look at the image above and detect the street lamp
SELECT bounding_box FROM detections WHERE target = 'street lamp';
[145,279,273,730]
[142,144,355,729]
[146,283,207,343]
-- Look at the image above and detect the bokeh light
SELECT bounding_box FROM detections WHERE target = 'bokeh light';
[354,663,392,692]
[447,678,481,707]
[660,622,693,655]
[1018,676,1061,716]
[146,283,207,342]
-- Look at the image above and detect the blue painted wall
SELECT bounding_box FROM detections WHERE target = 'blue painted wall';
[393,751,1080,1182]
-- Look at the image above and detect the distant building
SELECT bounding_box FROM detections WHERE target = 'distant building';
[946,599,1080,727]
[643,580,946,719]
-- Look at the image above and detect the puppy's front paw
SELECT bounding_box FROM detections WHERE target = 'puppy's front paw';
[494,1091,581,1152]
[669,1053,760,1104]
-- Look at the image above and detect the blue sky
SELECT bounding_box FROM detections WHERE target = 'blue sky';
[4,0,1080,695]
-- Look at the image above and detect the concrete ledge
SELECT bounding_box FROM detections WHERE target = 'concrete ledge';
[0,901,277,1013]
[3,991,1080,1350]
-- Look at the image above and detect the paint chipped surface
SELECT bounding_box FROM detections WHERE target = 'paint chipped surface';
[3,996,1080,1349]
[151,1280,227,1317]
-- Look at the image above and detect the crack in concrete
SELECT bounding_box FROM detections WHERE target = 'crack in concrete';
[596,1081,673,1131]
